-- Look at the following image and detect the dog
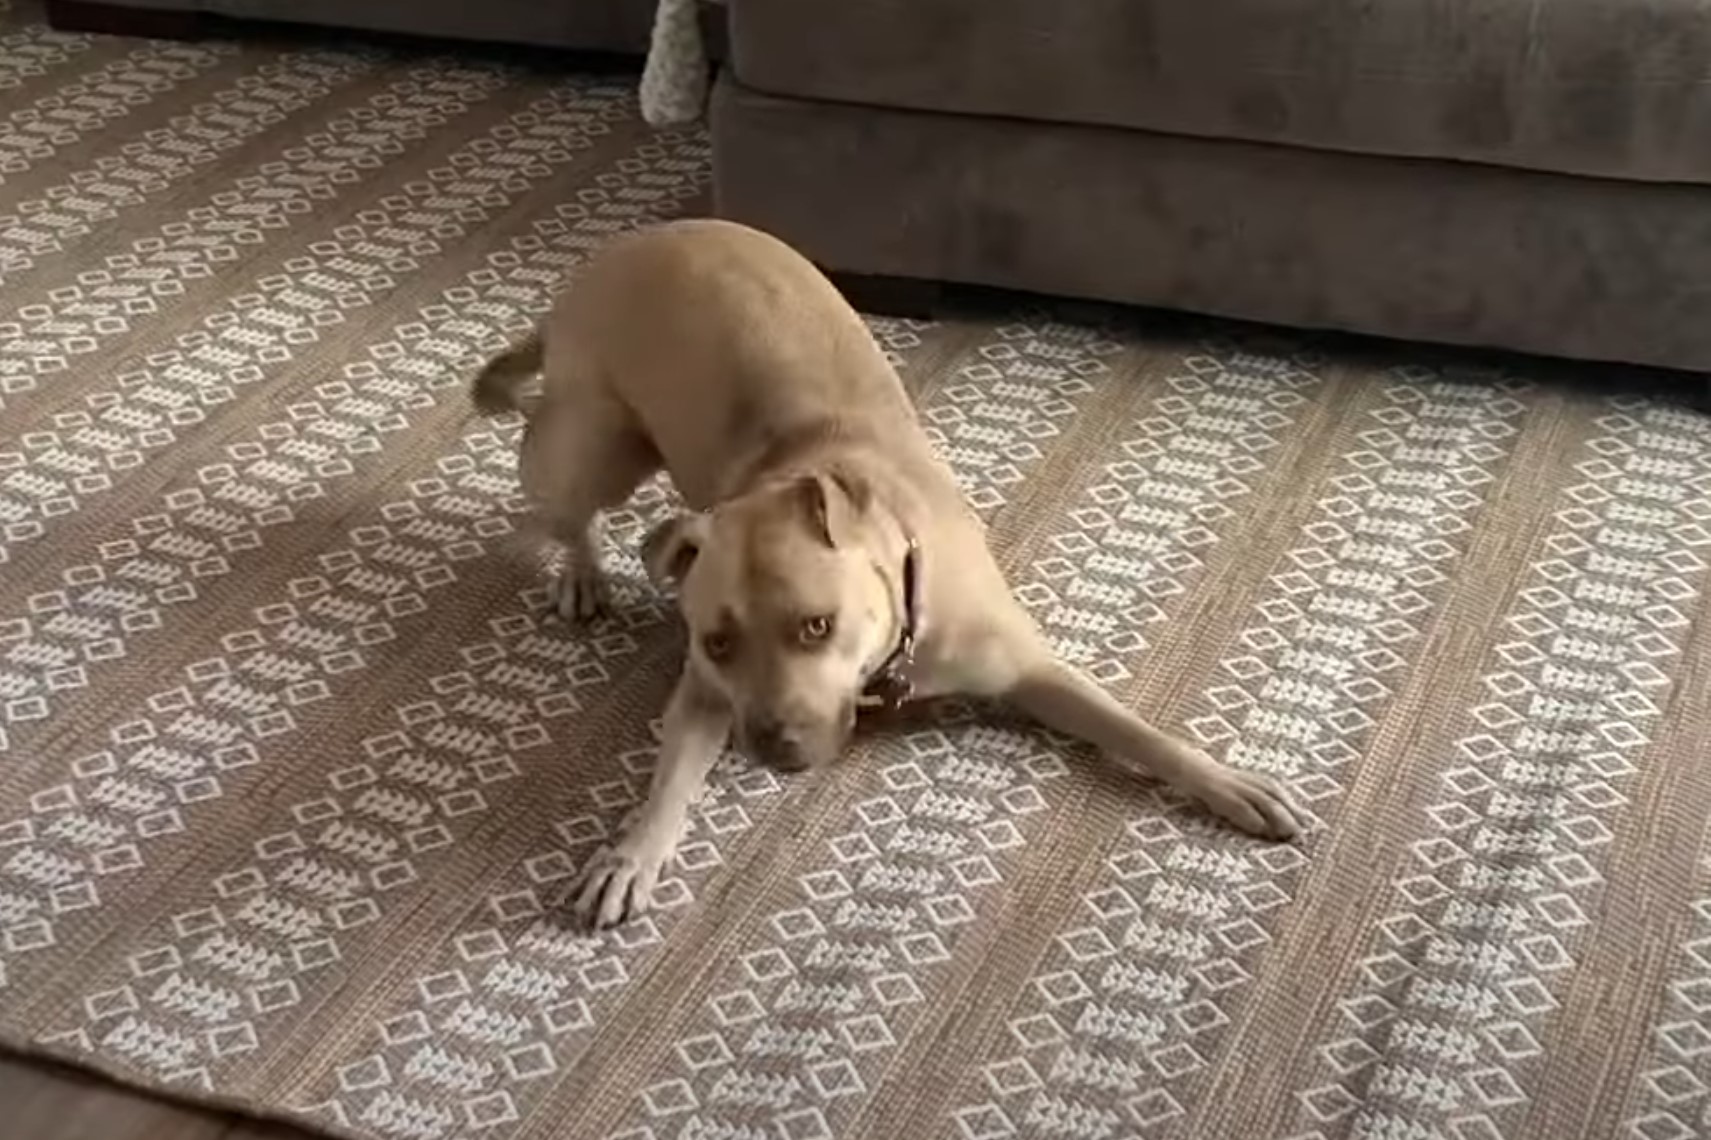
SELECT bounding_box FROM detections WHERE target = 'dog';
[472,219,1302,929]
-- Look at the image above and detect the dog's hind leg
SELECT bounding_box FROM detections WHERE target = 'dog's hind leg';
[517,382,659,622]
[548,513,613,622]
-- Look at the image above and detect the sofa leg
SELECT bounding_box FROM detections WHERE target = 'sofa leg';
[828,272,944,320]
[46,0,207,38]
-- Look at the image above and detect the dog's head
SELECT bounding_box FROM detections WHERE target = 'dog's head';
[644,471,904,772]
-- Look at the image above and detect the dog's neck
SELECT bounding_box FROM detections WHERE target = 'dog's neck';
[858,532,922,712]
[726,418,928,535]
[719,417,859,501]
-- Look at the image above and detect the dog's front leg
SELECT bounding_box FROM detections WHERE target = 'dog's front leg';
[572,670,730,928]
[1005,654,1302,840]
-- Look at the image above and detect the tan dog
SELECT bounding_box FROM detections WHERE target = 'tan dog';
[473,219,1302,929]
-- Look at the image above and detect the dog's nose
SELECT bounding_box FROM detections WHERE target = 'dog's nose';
[745,719,809,771]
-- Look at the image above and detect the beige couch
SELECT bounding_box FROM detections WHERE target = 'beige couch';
[709,0,1711,374]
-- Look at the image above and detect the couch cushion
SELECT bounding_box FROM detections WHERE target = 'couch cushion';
[713,75,1711,373]
[729,0,1711,184]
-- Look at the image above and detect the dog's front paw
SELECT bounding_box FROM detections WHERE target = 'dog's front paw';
[1194,768,1303,841]
[550,562,610,623]
[570,843,669,929]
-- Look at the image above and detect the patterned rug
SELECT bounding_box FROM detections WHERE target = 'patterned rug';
[4,5,1711,1140]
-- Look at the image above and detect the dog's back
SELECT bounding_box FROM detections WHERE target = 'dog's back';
[525,219,930,509]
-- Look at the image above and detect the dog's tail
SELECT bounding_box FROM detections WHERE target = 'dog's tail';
[471,330,544,416]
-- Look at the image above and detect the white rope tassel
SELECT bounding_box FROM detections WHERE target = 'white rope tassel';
[639,0,712,127]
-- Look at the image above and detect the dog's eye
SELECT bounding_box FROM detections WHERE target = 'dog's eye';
[702,632,734,662]
[800,615,834,644]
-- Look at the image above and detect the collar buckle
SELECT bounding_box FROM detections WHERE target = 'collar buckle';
[858,537,921,712]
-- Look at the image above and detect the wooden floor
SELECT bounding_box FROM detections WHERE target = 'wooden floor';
[0,1052,317,1140]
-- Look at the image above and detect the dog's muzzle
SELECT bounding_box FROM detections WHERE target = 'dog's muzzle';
[743,720,811,771]
[742,701,856,772]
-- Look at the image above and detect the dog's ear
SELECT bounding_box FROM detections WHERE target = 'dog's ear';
[795,468,872,549]
[641,512,708,586]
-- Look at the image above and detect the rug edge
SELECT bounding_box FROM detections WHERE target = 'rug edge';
[0,1030,364,1140]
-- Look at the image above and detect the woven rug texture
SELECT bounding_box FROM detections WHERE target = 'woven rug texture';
[3,5,1711,1140]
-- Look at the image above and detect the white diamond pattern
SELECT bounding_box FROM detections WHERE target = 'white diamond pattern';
[0,60,506,537]
[960,368,1532,1140]
[0,46,373,291]
[1296,397,1710,1140]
